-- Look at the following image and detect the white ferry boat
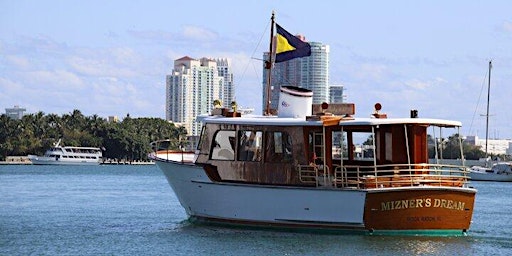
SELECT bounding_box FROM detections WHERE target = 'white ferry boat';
[28,139,102,165]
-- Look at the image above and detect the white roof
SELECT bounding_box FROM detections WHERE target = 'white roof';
[199,115,461,128]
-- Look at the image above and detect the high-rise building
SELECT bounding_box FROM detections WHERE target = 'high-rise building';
[5,105,26,120]
[329,84,345,103]
[262,39,329,113]
[216,58,235,108]
[166,56,234,136]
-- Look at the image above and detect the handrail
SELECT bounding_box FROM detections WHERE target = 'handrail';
[297,164,331,187]
[337,163,470,189]
[150,149,195,163]
[301,163,470,189]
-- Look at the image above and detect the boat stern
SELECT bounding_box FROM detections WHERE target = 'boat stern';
[363,187,476,234]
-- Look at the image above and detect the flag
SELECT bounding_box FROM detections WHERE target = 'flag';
[275,23,311,63]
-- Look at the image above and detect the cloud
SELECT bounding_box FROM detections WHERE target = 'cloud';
[182,25,218,41]
[352,63,391,82]
[111,47,140,65]
[12,34,69,55]
[28,69,84,89]
[86,78,164,118]
[0,33,167,117]
[404,77,446,90]
[0,78,24,102]
[404,79,429,90]
[5,55,31,70]
[67,52,136,78]
[501,20,512,33]
[128,30,175,43]
[128,25,218,44]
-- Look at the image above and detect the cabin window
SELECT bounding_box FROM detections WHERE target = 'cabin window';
[237,130,263,161]
[354,132,375,161]
[332,131,344,159]
[335,131,375,162]
[210,130,236,160]
[265,131,293,162]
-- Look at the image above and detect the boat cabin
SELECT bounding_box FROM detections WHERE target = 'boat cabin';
[194,102,467,189]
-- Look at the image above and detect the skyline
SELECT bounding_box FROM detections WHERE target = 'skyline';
[1,1,511,138]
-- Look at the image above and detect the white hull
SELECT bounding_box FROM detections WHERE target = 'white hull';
[28,155,101,165]
[469,165,512,182]
[469,171,512,182]
[156,160,367,229]
[155,158,476,233]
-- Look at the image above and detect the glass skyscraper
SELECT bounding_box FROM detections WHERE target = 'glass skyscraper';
[329,84,345,103]
[262,40,330,114]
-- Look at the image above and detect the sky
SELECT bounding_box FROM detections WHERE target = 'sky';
[1,0,511,139]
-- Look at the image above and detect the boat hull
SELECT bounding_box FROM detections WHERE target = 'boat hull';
[469,171,512,182]
[27,155,101,165]
[155,159,476,234]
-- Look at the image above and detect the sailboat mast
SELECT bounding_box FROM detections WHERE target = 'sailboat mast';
[485,60,492,156]
[264,12,275,115]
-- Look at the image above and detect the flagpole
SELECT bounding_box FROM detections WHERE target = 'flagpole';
[265,11,275,115]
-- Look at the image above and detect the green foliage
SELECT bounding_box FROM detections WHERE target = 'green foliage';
[427,133,488,160]
[0,110,187,161]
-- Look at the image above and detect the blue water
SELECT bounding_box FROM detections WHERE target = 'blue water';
[1,165,511,255]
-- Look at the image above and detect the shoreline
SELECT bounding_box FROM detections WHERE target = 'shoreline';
[0,160,155,165]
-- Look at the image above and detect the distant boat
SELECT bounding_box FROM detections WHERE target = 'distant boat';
[470,162,512,181]
[469,61,511,181]
[150,13,476,235]
[28,139,103,165]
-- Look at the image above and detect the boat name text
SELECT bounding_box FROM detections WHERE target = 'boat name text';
[380,198,466,211]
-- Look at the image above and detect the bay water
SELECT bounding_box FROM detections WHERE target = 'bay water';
[1,164,511,255]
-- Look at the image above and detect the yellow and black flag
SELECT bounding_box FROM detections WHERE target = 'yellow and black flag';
[275,23,311,63]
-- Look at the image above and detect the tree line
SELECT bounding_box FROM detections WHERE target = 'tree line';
[1,111,507,162]
[427,134,510,161]
[0,110,187,161]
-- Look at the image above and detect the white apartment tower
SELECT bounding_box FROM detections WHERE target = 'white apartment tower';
[262,40,330,113]
[166,56,234,136]
[216,58,235,108]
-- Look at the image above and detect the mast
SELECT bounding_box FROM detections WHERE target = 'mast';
[484,60,492,156]
[264,12,275,115]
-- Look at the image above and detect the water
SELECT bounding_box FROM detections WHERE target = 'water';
[1,165,511,255]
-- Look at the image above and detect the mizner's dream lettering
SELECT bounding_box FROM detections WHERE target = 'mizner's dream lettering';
[380,198,466,211]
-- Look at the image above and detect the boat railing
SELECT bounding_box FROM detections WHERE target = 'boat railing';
[332,163,470,189]
[149,139,196,163]
[297,164,331,187]
[297,165,317,185]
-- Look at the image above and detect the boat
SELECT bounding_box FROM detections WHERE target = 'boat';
[468,61,512,181]
[470,162,512,181]
[28,139,103,165]
[150,13,476,235]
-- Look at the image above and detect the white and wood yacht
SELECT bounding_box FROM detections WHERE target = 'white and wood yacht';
[151,86,475,235]
[151,13,476,235]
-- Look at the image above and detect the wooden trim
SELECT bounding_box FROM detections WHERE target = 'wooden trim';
[202,164,222,182]
[364,189,475,230]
